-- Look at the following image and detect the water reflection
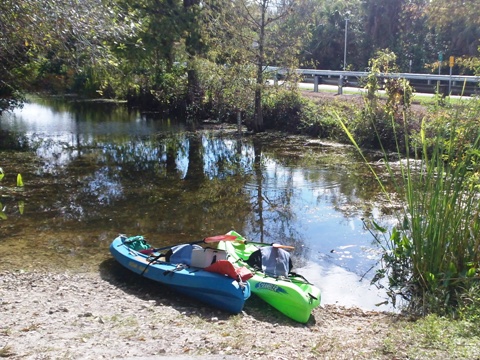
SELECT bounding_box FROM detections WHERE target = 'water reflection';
[0,96,396,311]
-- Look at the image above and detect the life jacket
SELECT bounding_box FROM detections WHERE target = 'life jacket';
[246,246,293,277]
[204,260,253,282]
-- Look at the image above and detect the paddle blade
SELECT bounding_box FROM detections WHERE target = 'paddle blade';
[272,243,295,250]
[204,234,238,243]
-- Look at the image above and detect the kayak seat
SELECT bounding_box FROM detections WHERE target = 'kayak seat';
[165,244,202,265]
[246,246,293,277]
[191,247,227,268]
[164,244,227,268]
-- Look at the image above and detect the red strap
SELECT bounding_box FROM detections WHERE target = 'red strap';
[235,266,253,281]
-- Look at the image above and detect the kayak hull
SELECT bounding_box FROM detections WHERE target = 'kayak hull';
[110,235,250,314]
[218,231,321,323]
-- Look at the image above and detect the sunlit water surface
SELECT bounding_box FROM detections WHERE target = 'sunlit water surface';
[0,97,398,311]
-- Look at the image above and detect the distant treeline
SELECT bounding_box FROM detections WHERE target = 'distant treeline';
[1,0,479,119]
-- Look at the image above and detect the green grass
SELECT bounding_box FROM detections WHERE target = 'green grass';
[383,315,480,359]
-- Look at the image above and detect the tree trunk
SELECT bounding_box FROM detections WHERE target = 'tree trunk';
[187,69,199,109]
[236,109,242,134]
[253,138,265,240]
[252,5,266,133]
[184,0,201,121]
[253,85,263,133]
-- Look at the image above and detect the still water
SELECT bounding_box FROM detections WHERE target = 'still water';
[0,97,396,311]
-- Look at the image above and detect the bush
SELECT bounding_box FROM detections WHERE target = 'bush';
[262,89,342,138]
[262,89,304,132]
[344,50,415,153]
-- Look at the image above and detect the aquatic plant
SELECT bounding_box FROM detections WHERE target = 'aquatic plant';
[0,168,23,188]
[0,167,25,219]
[340,64,480,316]
[16,173,23,187]
[372,125,480,316]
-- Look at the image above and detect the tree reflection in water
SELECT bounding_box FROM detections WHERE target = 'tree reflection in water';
[0,97,396,310]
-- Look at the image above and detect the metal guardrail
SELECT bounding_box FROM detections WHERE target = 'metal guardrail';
[266,66,480,83]
[266,66,480,95]
[301,69,480,84]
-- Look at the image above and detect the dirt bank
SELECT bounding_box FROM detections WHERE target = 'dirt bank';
[0,266,395,360]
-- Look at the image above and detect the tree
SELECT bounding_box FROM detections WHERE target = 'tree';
[202,0,306,133]
[114,0,189,108]
[183,0,205,116]
[396,0,433,73]
[0,0,40,114]
[426,0,480,59]
[116,0,207,114]
[0,0,136,112]
[250,0,303,132]
[363,0,405,58]
[300,0,365,70]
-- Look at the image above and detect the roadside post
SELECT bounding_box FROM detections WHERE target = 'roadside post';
[449,56,454,94]
[314,75,319,92]
[437,52,443,94]
[438,52,443,74]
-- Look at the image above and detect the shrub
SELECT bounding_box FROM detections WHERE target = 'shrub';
[262,89,304,132]
[262,89,342,138]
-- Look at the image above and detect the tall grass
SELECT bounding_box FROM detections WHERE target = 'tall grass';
[402,124,480,314]
[340,88,480,316]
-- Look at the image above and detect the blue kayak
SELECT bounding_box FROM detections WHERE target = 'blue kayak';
[110,235,251,314]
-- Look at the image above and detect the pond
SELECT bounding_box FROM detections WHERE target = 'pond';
[0,96,398,311]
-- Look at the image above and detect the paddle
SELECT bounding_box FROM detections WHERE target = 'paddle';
[233,238,295,250]
[271,243,295,250]
[139,234,238,254]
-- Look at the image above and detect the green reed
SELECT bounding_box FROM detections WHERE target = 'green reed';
[341,102,480,315]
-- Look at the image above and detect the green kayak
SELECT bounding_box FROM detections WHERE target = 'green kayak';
[217,231,321,323]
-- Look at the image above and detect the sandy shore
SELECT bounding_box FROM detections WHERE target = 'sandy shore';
[0,265,395,360]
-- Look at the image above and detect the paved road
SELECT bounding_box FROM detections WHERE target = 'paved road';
[280,80,474,99]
